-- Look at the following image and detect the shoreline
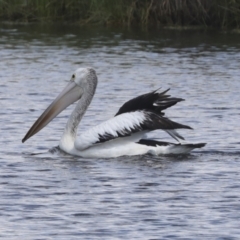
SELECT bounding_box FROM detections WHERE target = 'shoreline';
[1,0,240,29]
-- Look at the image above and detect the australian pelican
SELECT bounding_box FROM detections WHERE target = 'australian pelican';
[22,68,205,158]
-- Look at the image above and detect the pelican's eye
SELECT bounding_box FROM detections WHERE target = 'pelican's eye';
[71,74,75,81]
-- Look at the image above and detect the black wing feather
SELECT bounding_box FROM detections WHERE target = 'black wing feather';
[115,89,184,116]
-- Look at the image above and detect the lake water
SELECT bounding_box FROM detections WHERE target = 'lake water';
[1,23,240,239]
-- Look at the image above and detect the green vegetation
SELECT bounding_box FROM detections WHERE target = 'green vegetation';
[1,0,240,28]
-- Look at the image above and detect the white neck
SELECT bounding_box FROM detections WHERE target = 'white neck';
[59,83,96,151]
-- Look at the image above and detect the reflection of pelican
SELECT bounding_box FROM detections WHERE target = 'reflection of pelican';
[22,68,205,158]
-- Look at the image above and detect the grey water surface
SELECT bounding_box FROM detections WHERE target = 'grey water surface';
[1,24,240,239]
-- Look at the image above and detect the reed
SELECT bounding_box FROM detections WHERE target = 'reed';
[1,0,240,28]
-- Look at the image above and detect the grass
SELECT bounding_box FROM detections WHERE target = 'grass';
[0,0,240,28]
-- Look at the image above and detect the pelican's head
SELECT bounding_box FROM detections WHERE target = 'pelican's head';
[71,67,97,90]
[22,67,97,143]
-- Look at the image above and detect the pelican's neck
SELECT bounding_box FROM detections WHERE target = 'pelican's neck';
[60,84,96,151]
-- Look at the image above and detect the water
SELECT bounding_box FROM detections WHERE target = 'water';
[1,24,240,239]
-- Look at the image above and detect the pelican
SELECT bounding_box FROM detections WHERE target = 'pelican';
[22,67,206,158]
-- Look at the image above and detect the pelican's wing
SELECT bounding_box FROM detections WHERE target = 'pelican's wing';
[115,89,184,116]
[75,110,191,151]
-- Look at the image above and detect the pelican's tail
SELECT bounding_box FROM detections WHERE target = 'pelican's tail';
[138,139,206,155]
